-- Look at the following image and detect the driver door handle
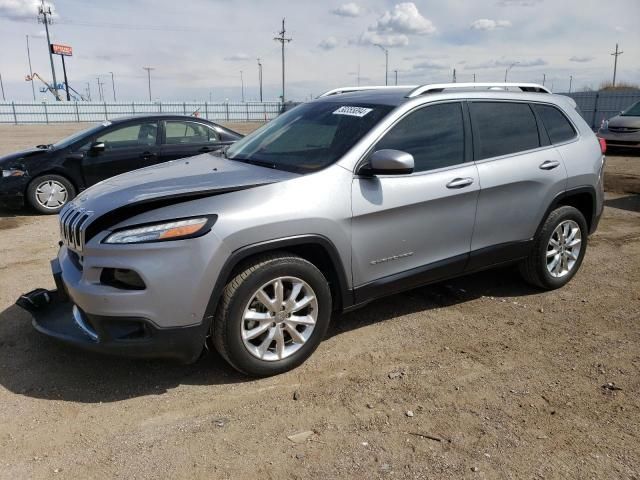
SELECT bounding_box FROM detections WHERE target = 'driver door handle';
[539,160,560,170]
[199,146,214,152]
[446,177,474,189]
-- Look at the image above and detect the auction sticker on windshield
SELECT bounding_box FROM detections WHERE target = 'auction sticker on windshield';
[333,106,373,117]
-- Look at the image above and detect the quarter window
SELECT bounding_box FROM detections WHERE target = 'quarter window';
[535,104,576,144]
[374,102,465,172]
[470,102,540,160]
[164,121,219,144]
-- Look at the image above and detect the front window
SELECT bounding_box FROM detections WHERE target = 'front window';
[225,102,393,173]
[621,101,640,116]
[96,122,158,150]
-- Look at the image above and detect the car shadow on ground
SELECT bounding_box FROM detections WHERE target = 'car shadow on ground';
[0,207,40,219]
[605,194,640,213]
[0,267,540,403]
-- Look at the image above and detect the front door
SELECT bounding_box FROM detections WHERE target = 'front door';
[351,102,480,302]
[81,121,160,186]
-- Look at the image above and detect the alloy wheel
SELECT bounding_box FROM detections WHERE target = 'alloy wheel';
[35,180,68,210]
[546,219,582,278]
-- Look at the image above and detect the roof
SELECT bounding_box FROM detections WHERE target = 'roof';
[106,113,215,124]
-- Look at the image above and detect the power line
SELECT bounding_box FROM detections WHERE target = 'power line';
[611,43,624,87]
[273,18,292,103]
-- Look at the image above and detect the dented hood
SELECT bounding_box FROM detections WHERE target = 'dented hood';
[71,153,299,217]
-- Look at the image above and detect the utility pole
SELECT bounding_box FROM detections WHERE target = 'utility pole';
[473,73,476,83]
[504,62,519,82]
[569,75,573,93]
[142,66,154,101]
[240,70,245,102]
[257,58,263,102]
[86,82,91,101]
[96,77,103,102]
[452,68,457,83]
[26,35,36,101]
[374,44,389,85]
[611,43,623,87]
[60,55,70,101]
[394,69,398,86]
[542,73,546,86]
[38,0,59,100]
[109,71,116,101]
[0,72,5,101]
[273,18,292,103]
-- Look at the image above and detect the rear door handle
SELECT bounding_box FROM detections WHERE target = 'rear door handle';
[446,177,474,189]
[539,160,560,170]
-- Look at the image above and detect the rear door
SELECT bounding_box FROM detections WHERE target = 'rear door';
[159,120,226,162]
[351,101,480,300]
[468,101,567,266]
[81,121,160,186]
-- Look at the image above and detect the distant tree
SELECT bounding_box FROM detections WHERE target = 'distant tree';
[599,81,640,91]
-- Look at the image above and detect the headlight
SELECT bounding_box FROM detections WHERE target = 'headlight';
[103,217,214,244]
[2,169,26,178]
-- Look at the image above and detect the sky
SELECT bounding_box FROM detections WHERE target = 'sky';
[0,0,638,102]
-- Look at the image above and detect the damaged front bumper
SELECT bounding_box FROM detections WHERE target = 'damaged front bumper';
[16,258,207,364]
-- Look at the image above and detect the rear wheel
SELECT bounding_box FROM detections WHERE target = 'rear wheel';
[27,174,75,214]
[519,206,588,290]
[211,253,332,376]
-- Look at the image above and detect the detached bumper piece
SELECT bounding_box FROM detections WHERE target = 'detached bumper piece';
[16,264,206,364]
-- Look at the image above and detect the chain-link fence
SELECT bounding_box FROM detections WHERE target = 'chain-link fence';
[562,91,640,129]
[0,101,282,124]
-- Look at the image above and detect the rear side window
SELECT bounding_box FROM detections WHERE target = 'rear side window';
[375,102,465,172]
[535,104,576,144]
[470,102,540,160]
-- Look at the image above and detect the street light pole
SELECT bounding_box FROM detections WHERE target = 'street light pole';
[394,69,398,85]
[240,70,245,102]
[142,66,154,101]
[109,71,116,101]
[504,62,519,82]
[374,44,389,85]
[0,72,5,101]
[26,35,36,101]
[569,75,573,93]
[257,58,263,102]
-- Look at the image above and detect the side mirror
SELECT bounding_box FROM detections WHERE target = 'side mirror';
[90,141,105,153]
[358,149,414,176]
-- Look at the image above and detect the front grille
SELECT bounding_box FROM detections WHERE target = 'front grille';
[609,126,640,134]
[59,204,94,252]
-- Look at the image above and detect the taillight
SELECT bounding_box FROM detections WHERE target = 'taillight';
[598,137,607,154]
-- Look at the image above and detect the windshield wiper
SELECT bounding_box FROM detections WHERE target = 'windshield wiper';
[229,157,278,170]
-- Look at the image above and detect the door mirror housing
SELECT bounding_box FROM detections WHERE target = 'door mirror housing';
[359,149,414,176]
[90,141,105,154]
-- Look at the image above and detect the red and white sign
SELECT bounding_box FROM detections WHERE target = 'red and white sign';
[51,44,73,56]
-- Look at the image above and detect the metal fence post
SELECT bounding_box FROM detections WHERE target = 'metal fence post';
[226,103,229,121]
[11,102,17,124]
[591,92,600,129]
[205,101,208,120]
[132,102,135,114]
[104,102,108,120]
[158,101,162,113]
[74,102,80,122]
[246,104,250,121]
[263,103,267,121]
[43,102,49,124]
[183,102,187,115]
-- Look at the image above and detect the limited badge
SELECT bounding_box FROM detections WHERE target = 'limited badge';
[332,106,373,117]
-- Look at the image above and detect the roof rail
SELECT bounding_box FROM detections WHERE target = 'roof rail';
[319,85,417,97]
[406,82,551,98]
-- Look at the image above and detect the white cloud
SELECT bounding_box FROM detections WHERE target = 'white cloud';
[331,2,360,17]
[357,30,409,48]
[224,53,250,61]
[497,0,542,6]
[470,19,512,30]
[614,26,625,32]
[0,0,55,21]
[371,2,436,35]
[467,58,547,69]
[413,59,448,70]
[569,56,594,63]
[319,36,339,50]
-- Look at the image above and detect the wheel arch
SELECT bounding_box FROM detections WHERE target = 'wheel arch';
[204,235,353,324]
[538,186,596,237]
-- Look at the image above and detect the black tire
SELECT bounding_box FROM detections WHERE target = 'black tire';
[519,205,588,290]
[211,253,332,376]
[26,174,76,214]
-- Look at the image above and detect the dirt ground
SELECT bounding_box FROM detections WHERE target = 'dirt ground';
[0,124,639,479]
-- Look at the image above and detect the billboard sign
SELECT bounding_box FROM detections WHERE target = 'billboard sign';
[51,44,73,56]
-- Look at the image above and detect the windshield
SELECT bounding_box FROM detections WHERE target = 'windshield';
[225,102,393,173]
[52,123,107,149]
[621,101,640,117]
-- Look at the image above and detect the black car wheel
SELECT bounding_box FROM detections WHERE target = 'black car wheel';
[27,174,76,214]
[211,253,332,377]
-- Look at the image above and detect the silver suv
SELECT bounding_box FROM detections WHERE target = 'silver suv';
[19,82,605,376]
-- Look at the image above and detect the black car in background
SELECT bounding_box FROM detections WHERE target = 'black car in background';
[0,115,242,213]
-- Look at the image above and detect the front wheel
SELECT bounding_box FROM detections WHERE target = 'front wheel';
[519,205,588,290]
[211,253,332,376]
[27,174,75,214]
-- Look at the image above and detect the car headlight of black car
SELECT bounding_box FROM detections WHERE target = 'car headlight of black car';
[2,168,26,178]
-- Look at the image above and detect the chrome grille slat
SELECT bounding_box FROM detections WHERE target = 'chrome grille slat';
[58,205,93,252]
